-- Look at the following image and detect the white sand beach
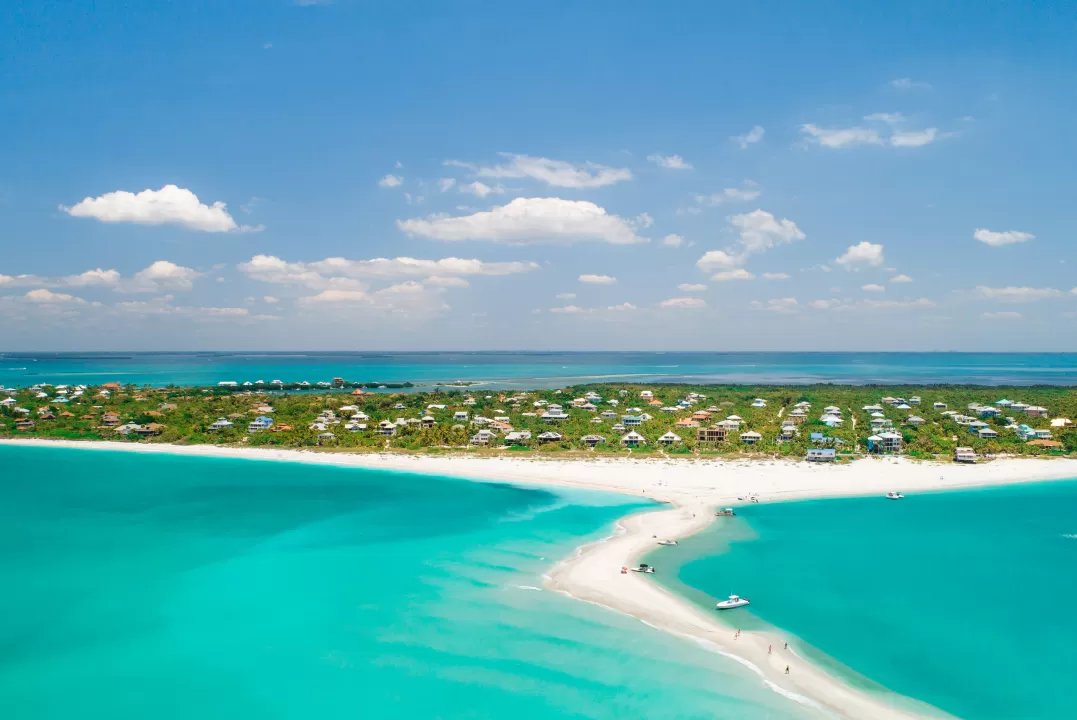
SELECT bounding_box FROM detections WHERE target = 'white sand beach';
[5,438,1077,718]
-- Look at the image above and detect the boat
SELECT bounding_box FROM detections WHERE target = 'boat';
[715,508,736,516]
[657,539,678,546]
[885,491,905,500]
[716,594,751,610]
[630,564,655,574]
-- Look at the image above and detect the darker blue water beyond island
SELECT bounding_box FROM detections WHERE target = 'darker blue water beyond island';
[662,482,1077,720]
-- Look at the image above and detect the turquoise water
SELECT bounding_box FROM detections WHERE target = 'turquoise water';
[3,350,1077,388]
[670,483,1077,719]
[0,446,811,720]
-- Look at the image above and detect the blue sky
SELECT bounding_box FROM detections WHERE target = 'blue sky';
[2,0,1075,351]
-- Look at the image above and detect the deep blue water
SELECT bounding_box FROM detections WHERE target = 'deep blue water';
[665,483,1077,719]
[0,445,813,720]
[2,350,1076,388]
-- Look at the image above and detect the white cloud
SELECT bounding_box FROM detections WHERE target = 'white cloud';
[890,128,940,147]
[801,124,883,148]
[678,283,707,292]
[862,283,886,293]
[66,269,121,287]
[378,174,403,188]
[239,254,538,289]
[298,290,370,305]
[123,261,202,293]
[607,302,636,311]
[458,181,505,198]
[658,297,706,309]
[732,125,765,149]
[890,274,914,283]
[647,154,692,169]
[397,197,648,245]
[634,212,654,229]
[861,298,935,309]
[696,250,740,272]
[836,241,885,269]
[761,272,790,280]
[750,297,799,313]
[730,210,805,255]
[61,185,258,232]
[694,185,761,206]
[550,305,585,314]
[810,299,841,310]
[891,78,932,90]
[263,296,279,304]
[424,276,470,288]
[579,274,616,285]
[24,288,84,304]
[448,154,633,189]
[865,112,906,125]
[555,292,576,300]
[974,228,1035,247]
[437,178,457,192]
[975,286,1063,302]
[712,269,755,281]
[982,311,1022,320]
[662,234,685,248]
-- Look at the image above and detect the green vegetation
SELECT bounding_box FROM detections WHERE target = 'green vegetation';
[2,382,1075,460]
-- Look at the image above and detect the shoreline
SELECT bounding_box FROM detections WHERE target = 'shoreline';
[5,439,1077,718]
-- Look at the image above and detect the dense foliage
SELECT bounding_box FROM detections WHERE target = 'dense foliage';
[2,382,1075,460]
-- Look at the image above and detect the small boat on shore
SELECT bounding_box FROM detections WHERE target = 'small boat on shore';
[630,564,655,574]
[716,594,750,610]
[885,491,905,500]
[715,508,736,516]
[657,539,678,546]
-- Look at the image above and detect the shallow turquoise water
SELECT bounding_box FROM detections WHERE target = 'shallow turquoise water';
[0,446,810,719]
[671,483,1077,719]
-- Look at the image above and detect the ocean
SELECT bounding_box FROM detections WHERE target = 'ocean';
[661,483,1077,719]
[0,445,812,720]
[2,350,1077,389]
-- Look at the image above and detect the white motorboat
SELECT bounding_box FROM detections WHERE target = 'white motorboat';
[630,564,655,574]
[716,594,750,610]
[885,491,905,500]
[657,539,678,546]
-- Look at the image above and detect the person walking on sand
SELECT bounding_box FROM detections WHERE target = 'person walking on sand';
[768,645,772,654]
[785,666,790,675]
[784,642,788,650]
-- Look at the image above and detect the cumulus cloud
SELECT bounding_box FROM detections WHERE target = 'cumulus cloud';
[458,181,506,198]
[800,124,883,148]
[239,254,538,289]
[24,288,84,304]
[263,296,279,304]
[446,154,632,189]
[975,286,1063,302]
[662,234,685,248]
[730,210,805,255]
[122,261,202,293]
[678,283,707,292]
[66,269,122,287]
[658,297,706,309]
[378,174,403,188]
[802,118,942,149]
[696,250,740,272]
[694,185,761,206]
[974,228,1035,247]
[397,197,648,245]
[1,262,198,293]
[890,128,940,147]
[890,274,914,283]
[862,283,886,293]
[750,297,799,313]
[424,276,469,288]
[982,311,1022,320]
[579,274,616,285]
[550,305,585,314]
[712,269,755,281]
[732,125,765,149]
[836,241,885,269]
[61,185,259,232]
[647,154,692,169]
[762,272,790,280]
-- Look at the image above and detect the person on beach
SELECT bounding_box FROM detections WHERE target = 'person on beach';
[768,645,772,654]
[785,666,790,675]
[784,642,788,650]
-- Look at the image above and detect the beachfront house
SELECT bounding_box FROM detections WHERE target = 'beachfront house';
[697,424,728,444]
[621,431,645,447]
[866,431,903,453]
[538,431,563,444]
[581,434,606,447]
[375,420,397,437]
[248,416,274,433]
[208,418,233,431]
[954,447,977,463]
[807,448,836,462]
[504,431,532,446]
[14,419,35,431]
[657,431,682,446]
[977,427,1000,439]
[1016,424,1037,441]
[470,429,498,446]
[317,432,335,444]
[740,431,762,445]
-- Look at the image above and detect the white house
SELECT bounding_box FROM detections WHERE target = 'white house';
[740,431,762,445]
[621,430,645,447]
[657,431,682,446]
[208,418,233,430]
